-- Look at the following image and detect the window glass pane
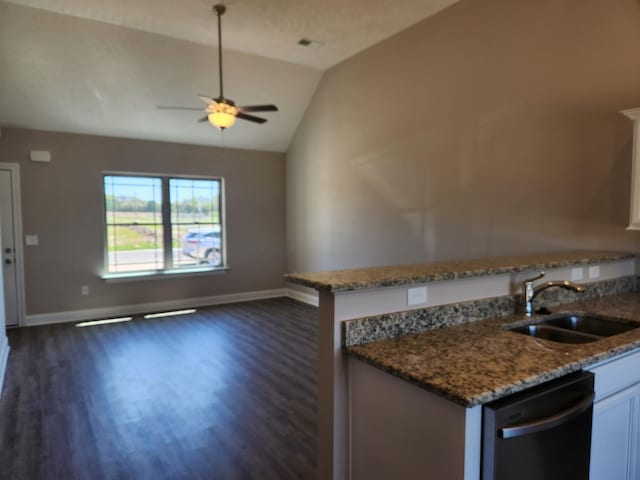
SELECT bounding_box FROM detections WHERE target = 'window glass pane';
[173,223,222,268]
[170,178,220,224]
[104,176,162,224]
[104,175,164,273]
[170,178,222,269]
[107,225,164,273]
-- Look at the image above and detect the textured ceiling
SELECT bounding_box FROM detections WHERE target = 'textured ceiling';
[3,0,461,69]
[0,0,461,152]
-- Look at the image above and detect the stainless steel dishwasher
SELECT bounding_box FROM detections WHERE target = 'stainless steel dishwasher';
[482,370,595,480]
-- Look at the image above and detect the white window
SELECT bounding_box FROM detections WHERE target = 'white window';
[103,174,224,274]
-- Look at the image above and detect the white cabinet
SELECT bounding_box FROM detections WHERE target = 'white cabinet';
[588,350,640,480]
[590,383,640,480]
[622,108,640,230]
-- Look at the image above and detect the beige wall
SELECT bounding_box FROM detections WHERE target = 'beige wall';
[286,0,640,274]
[0,128,286,315]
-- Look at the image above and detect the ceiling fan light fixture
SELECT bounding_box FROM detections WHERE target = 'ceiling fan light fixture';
[208,102,237,129]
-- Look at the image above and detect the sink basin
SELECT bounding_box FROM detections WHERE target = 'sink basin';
[509,324,600,344]
[543,315,639,337]
[507,314,640,344]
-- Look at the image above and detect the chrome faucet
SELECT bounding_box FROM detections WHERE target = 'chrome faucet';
[523,271,585,317]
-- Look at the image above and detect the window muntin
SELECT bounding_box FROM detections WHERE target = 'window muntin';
[103,175,223,274]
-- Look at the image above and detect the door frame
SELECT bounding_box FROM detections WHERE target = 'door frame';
[0,162,26,327]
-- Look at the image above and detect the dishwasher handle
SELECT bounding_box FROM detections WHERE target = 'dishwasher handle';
[499,392,594,439]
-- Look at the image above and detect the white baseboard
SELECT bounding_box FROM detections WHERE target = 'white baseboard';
[22,287,320,327]
[0,335,9,397]
[24,288,289,327]
[287,288,319,307]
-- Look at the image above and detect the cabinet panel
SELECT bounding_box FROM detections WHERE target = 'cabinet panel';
[590,383,640,480]
[589,349,640,401]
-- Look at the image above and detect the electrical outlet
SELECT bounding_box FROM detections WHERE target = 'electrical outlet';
[408,286,428,306]
[570,267,584,281]
[588,266,600,279]
[81,285,89,296]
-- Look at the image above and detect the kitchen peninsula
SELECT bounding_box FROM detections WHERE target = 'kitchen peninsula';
[286,251,640,480]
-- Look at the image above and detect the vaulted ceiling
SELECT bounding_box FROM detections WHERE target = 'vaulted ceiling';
[0,0,460,152]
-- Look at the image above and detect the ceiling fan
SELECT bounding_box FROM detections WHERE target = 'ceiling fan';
[158,4,278,130]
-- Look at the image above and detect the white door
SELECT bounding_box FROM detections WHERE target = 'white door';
[0,168,20,327]
[0,222,5,331]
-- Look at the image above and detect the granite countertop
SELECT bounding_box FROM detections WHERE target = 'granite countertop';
[347,292,640,407]
[285,251,634,292]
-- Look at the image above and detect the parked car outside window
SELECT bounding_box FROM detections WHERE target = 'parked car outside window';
[181,228,222,266]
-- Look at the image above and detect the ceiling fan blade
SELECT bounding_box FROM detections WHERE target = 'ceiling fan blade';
[157,106,204,111]
[237,104,278,113]
[236,112,267,124]
[198,116,209,123]
[197,94,216,105]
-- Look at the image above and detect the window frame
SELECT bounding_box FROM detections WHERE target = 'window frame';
[101,172,227,279]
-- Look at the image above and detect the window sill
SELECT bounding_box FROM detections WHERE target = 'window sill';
[102,266,229,283]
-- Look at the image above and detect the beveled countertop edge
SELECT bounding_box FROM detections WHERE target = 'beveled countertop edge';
[286,251,636,293]
[348,338,640,407]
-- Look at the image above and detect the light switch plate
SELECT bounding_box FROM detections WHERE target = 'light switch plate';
[589,265,600,279]
[570,267,584,281]
[408,286,428,306]
[25,234,38,246]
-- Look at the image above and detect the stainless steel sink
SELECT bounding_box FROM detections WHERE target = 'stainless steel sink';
[507,314,640,344]
[509,324,600,344]
[543,315,639,337]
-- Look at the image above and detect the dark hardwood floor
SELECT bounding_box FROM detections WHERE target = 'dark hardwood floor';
[0,297,318,480]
